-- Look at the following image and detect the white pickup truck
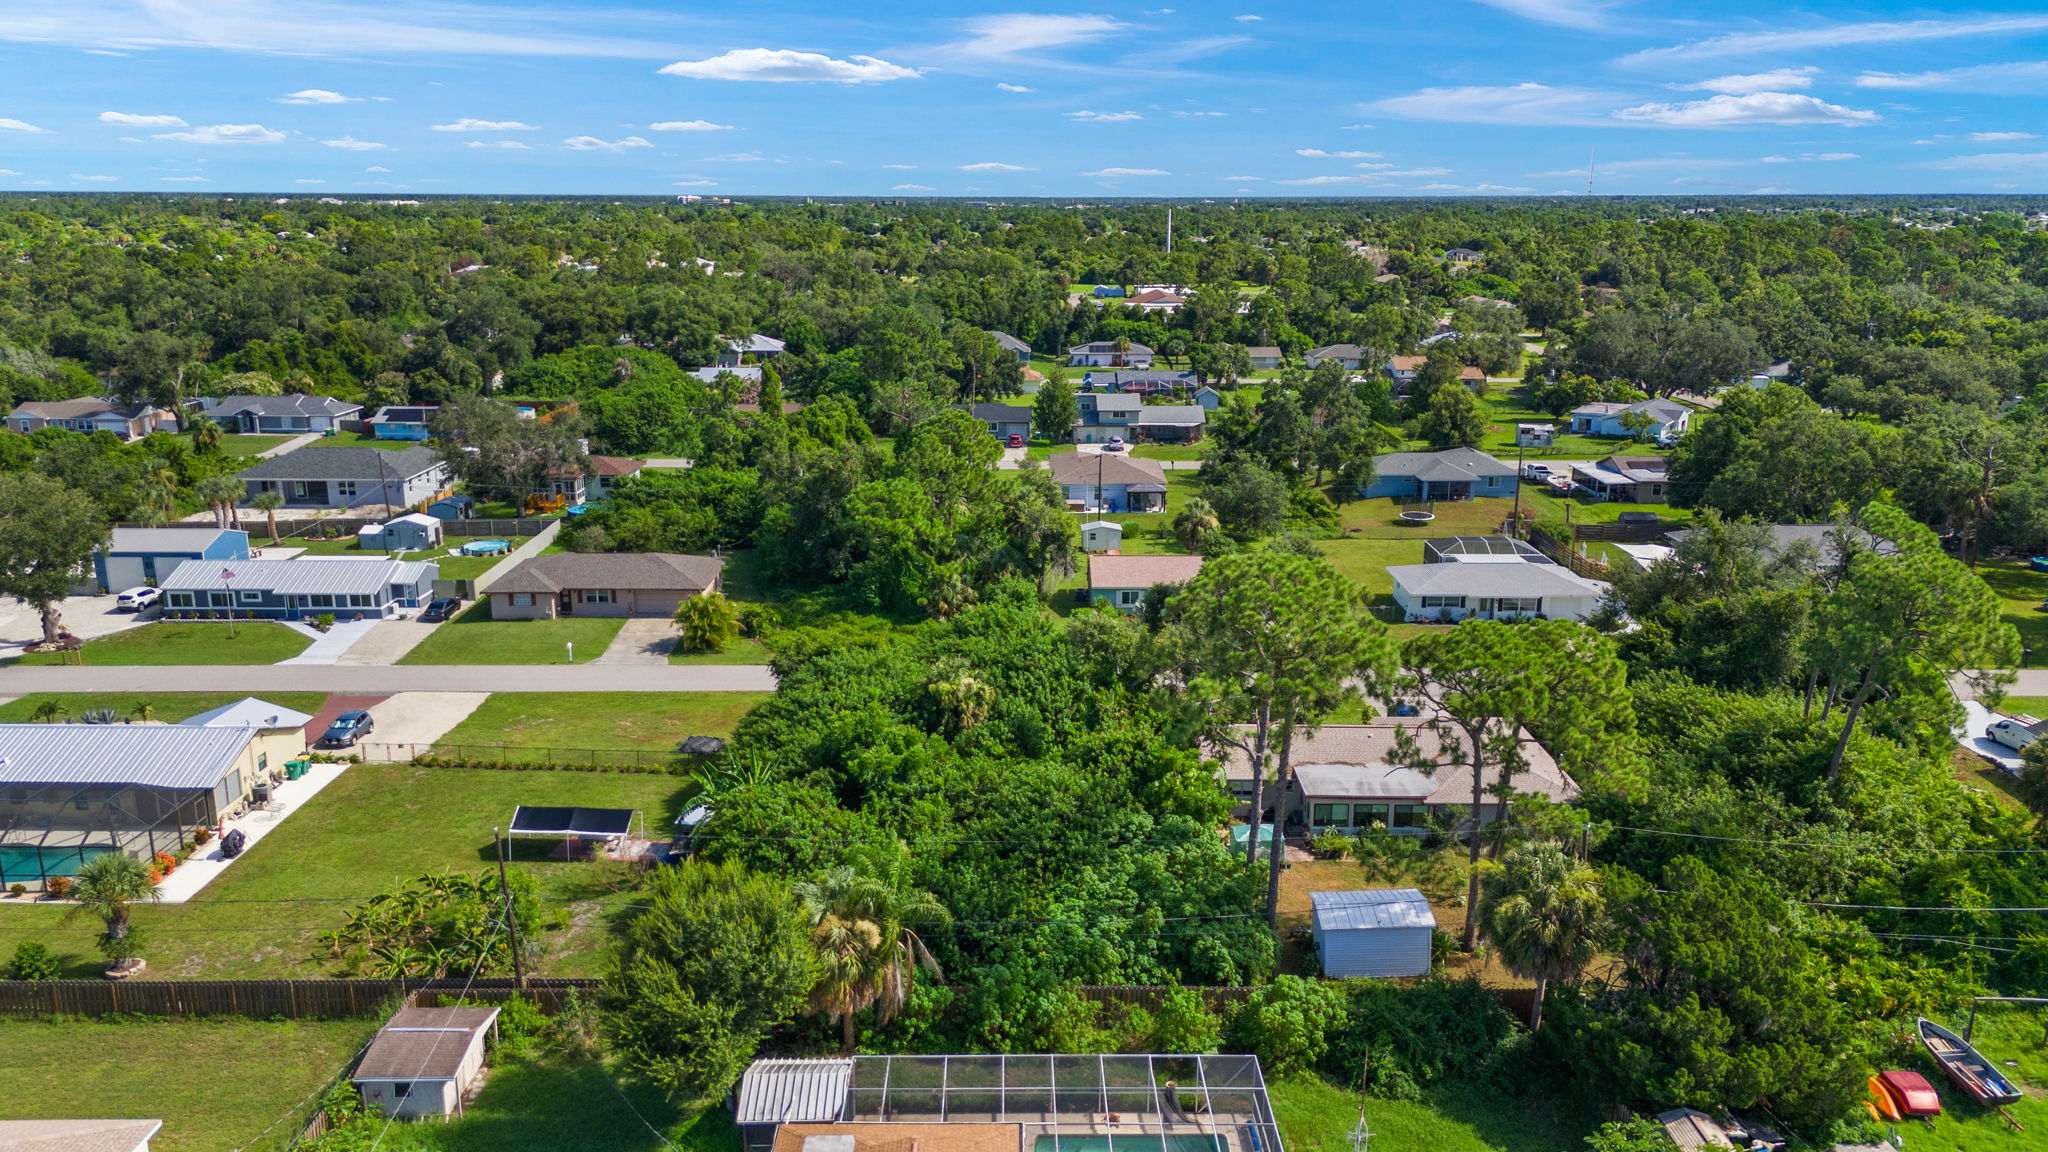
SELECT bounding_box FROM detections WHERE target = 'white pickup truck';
[1986,714,2048,752]
[1521,463,1553,482]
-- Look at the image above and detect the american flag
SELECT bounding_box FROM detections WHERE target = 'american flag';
[221,568,236,580]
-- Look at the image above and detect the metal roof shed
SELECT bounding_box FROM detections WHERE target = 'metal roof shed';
[737,1059,854,1150]
[1310,888,1435,978]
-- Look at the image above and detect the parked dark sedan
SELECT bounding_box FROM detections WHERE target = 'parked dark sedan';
[317,710,374,748]
[418,597,461,623]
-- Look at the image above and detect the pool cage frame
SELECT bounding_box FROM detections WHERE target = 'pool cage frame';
[840,1054,1284,1152]
[0,780,209,890]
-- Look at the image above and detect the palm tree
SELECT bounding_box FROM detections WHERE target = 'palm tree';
[251,488,286,543]
[189,414,222,455]
[26,700,67,723]
[67,853,160,962]
[194,475,246,530]
[1172,497,1221,553]
[130,699,155,722]
[1479,843,1603,1032]
[792,850,951,1053]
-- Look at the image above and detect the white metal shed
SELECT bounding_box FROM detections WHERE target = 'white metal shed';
[1310,888,1435,978]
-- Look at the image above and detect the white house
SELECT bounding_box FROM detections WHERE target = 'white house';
[1305,344,1370,371]
[1569,398,1691,443]
[1245,346,1284,371]
[1066,341,1155,368]
[716,334,786,366]
[1311,889,1435,979]
[1388,558,1609,622]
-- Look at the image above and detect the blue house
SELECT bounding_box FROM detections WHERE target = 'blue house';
[200,394,361,434]
[1361,448,1516,501]
[426,493,477,520]
[159,557,438,620]
[95,527,250,593]
[366,405,439,441]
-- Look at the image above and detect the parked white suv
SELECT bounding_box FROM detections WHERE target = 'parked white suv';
[1987,714,2048,752]
[115,586,162,612]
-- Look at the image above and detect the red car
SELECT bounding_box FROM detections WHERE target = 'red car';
[1006,433,1025,448]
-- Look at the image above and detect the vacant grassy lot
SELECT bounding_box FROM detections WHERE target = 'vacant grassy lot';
[1270,1072,1592,1152]
[377,1055,740,1152]
[435,691,768,757]
[0,1017,377,1152]
[0,691,327,723]
[1977,558,2048,664]
[396,600,624,664]
[0,762,683,978]
[8,621,311,666]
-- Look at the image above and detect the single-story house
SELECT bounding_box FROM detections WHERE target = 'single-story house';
[7,397,177,440]
[354,1006,500,1120]
[691,364,765,386]
[1516,423,1555,448]
[366,405,439,441]
[358,513,443,552]
[1305,344,1369,371]
[988,330,1032,363]
[181,696,318,781]
[1092,285,1127,298]
[1088,553,1204,613]
[159,556,439,620]
[1443,247,1483,262]
[95,526,249,593]
[1127,288,1185,313]
[1311,889,1435,979]
[1360,447,1515,501]
[1072,392,1142,442]
[1192,385,1222,410]
[1569,455,1669,503]
[1080,520,1123,552]
[426,493,476,520]
[1662,522,1894,569]
[200,394,360,435]
[1213,718,1576,824]
[0,722,293,889]
[1135,404,1207,444]
[585,454,644,499]
[959,403,1032,442]
[0,1120,164,1152]
[236,445,451,510]
[483,551,724,620]
[1083,369,1195,395]
[716,333,786,366]
[1246,346,1284,371]
[1047,452,1169,513]
[1066,341,1154,368]
[1570,398,1691,442]
[1388,558,1610,622]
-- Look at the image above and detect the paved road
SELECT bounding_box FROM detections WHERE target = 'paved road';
[0,664,777,694]
[1954,670,2048,697]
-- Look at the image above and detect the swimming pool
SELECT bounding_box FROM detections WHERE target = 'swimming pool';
[461,539,510,556]
[0,844,114,884]
[1033,1136,1229,1152]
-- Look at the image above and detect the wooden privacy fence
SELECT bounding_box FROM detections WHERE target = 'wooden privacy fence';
[0,977,598,1020]
[1527,527,1613,581]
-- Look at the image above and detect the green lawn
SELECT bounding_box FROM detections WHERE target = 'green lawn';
[0,1017,377,1152]
[377,1055,739,1152]
[317,429,420,450]
[0,761,685,978]
[1270,1073,1593,1152]
[1997,696,2048,716]
[285,533,518,583]
[435,691,768,758]
[1903,1009,2048,1152]
[217,433,299,457]
[1131,443,1205,461]
[1977,558,2048,665]
[8,621,311,666]
[0,691,327,723]
[396,600,625,664]
[669,636,773,664]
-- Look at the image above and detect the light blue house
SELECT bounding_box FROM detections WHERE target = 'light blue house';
[95,527,250,593]
[159,557,438,620]
[1360,448,1515,501]
[366,405,439,441]
[1569,399,1692,443]
[1047,451,1169,513]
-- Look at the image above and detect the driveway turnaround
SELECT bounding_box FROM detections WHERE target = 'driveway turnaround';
[334,617,444,665]
[0,663,778,693]
[0,593,154,654]
[594,618,678,665]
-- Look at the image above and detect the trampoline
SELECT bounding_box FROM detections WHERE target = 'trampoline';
[461,539,510,556]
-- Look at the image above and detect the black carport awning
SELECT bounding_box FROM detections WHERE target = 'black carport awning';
[509,805,635,837]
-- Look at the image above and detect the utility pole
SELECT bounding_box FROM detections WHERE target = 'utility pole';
[1165,206,1173,255]
[1586,148,1594,197]
[493,827,527,991]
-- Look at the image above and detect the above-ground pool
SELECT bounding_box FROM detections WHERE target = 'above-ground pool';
[461,539,510,556]
[0,844,115,885]
[1034,1137,1229,1152]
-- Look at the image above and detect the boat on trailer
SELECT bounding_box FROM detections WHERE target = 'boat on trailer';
[1917,1017,2023,1106]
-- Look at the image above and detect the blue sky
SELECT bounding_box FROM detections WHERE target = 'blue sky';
[2,1,2047,195]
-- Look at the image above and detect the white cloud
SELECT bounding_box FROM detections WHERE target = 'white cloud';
[674,178,718,186]
[1414,182,1536,193]
[0,118,50,133]
[1082,167,1170,176]
[152,123,286,144]
[649,120,735,131]
[1067,110,1142,122]
[892,183,935,191]
[466,140,532,149]
[296,178,327,184]
[71,173,117,181]
[1380,167,1454,176]
[1121,35,1250,68]
[1273,174,1384,185]
[1857,62,2048,92]
[160,175,207,182]
[1930,151,2048,172]
[1339,123,1375,130]
[996,83,1035,93]
[1297,148,1381,158]
[99,111,185,127]
[564,135,652,151]
[1222,175,1262,180]
[1622,17,2048,66]
[960,161,1034,171]
[322,136,388,150]
[1675,67,1817,95]
[948,14,1128,57]
[1367,83,1608,126]
[281,89,356,104]
[1529,155,1736,177]
[881,164,918,169]
[1760,151,1860,162]
[431,118,536,132]
[702,151,765,162]
[1469,0,1615,31]
[1174,110,1227,117]
[1970,131,2037,142]
[1234,14,1262,21]
[1614,92,1879,127]
[366,166,392,172]
[660,48,918,83]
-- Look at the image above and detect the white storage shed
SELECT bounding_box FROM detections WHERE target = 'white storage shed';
[1310,888,1435,978]
[1080,520,1124,553]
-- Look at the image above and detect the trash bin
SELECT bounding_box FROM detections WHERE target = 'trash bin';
[285,759,308,780]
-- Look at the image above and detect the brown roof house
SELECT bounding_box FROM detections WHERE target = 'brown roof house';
[1211,718,1577,825]
[7,397,177,440]
[353,1006,500,1120]
[1046,452,1169,513]
[484,552,724,620]
[1087,553,1203,613]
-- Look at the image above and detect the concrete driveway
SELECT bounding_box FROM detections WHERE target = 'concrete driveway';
[0,593,155,655]
[996,445,1028,470]
[335,617,445,665]
[354,691,489,761]
[1957,698,2026,773]
[594,617,678,665]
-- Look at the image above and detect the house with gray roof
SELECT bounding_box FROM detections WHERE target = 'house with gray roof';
[200,393,361,434]
[366,404,439,441]
[6,396,177,440]
[94,526,250,593]
[988,330,1032,363]
[958,403,1032,442]
[236,445,450,509]
[1213,717,1575,822]
[1047,452,1169,512]
[1388,558,1609,622]
[1306,344,1371,370]
[1569,455,1669,503]
[1570,398,1692,443]
[1361,447,1514,501]
[716,333,786,366]
[159,556,437,620]
[1066,340,1154,368]
[483,551,724,620]
[1135,403,1207,443]
[1073,391,1142,443]
[0,1119,163,1152]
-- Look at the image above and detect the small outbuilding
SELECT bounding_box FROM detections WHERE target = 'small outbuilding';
[1079,520,1123,553]
[354,1006,500,1119]
[358,513,444,552]
[1310,888,1435,978]
[735,1058,855,1152]
[1516,423,1555,448]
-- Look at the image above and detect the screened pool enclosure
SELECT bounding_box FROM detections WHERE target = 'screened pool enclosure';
[0,780,211,888]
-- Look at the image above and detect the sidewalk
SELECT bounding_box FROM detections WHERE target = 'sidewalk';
[472,520,562,592]
[277,619,383,665]
[257,432,322,459]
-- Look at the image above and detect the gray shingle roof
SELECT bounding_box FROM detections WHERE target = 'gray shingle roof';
[484,552,724,596]
[1085,393,1144,412]
[356,1007,501,1081]
[1311,888,1435,931]
[160,557,435,596]
[988,330,1031,354]
[1046,452,1166,487]
[207,394,361,419]
[0,724,255,790]
[9,397,154,420]
[1308,344,1369,359]
[1372,447,1513,481]
[236,445,443,482]
[1137,405,1206,426]
[961,403,1030,423]
[0,1119,164,1152]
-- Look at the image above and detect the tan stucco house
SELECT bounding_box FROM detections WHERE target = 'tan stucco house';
[483,552,724,620]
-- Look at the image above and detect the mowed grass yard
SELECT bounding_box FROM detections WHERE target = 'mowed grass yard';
[7,621,311,666]
[0,1017,379,1152]
[397,599,625,664]
[0,691,328,723]
[1270,1072,1594,1152]
[435,691,769,758]
[0,762,685,979]
[375,1056,741,1152]
[216,432,300,457]
[1977,558,2048,664]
